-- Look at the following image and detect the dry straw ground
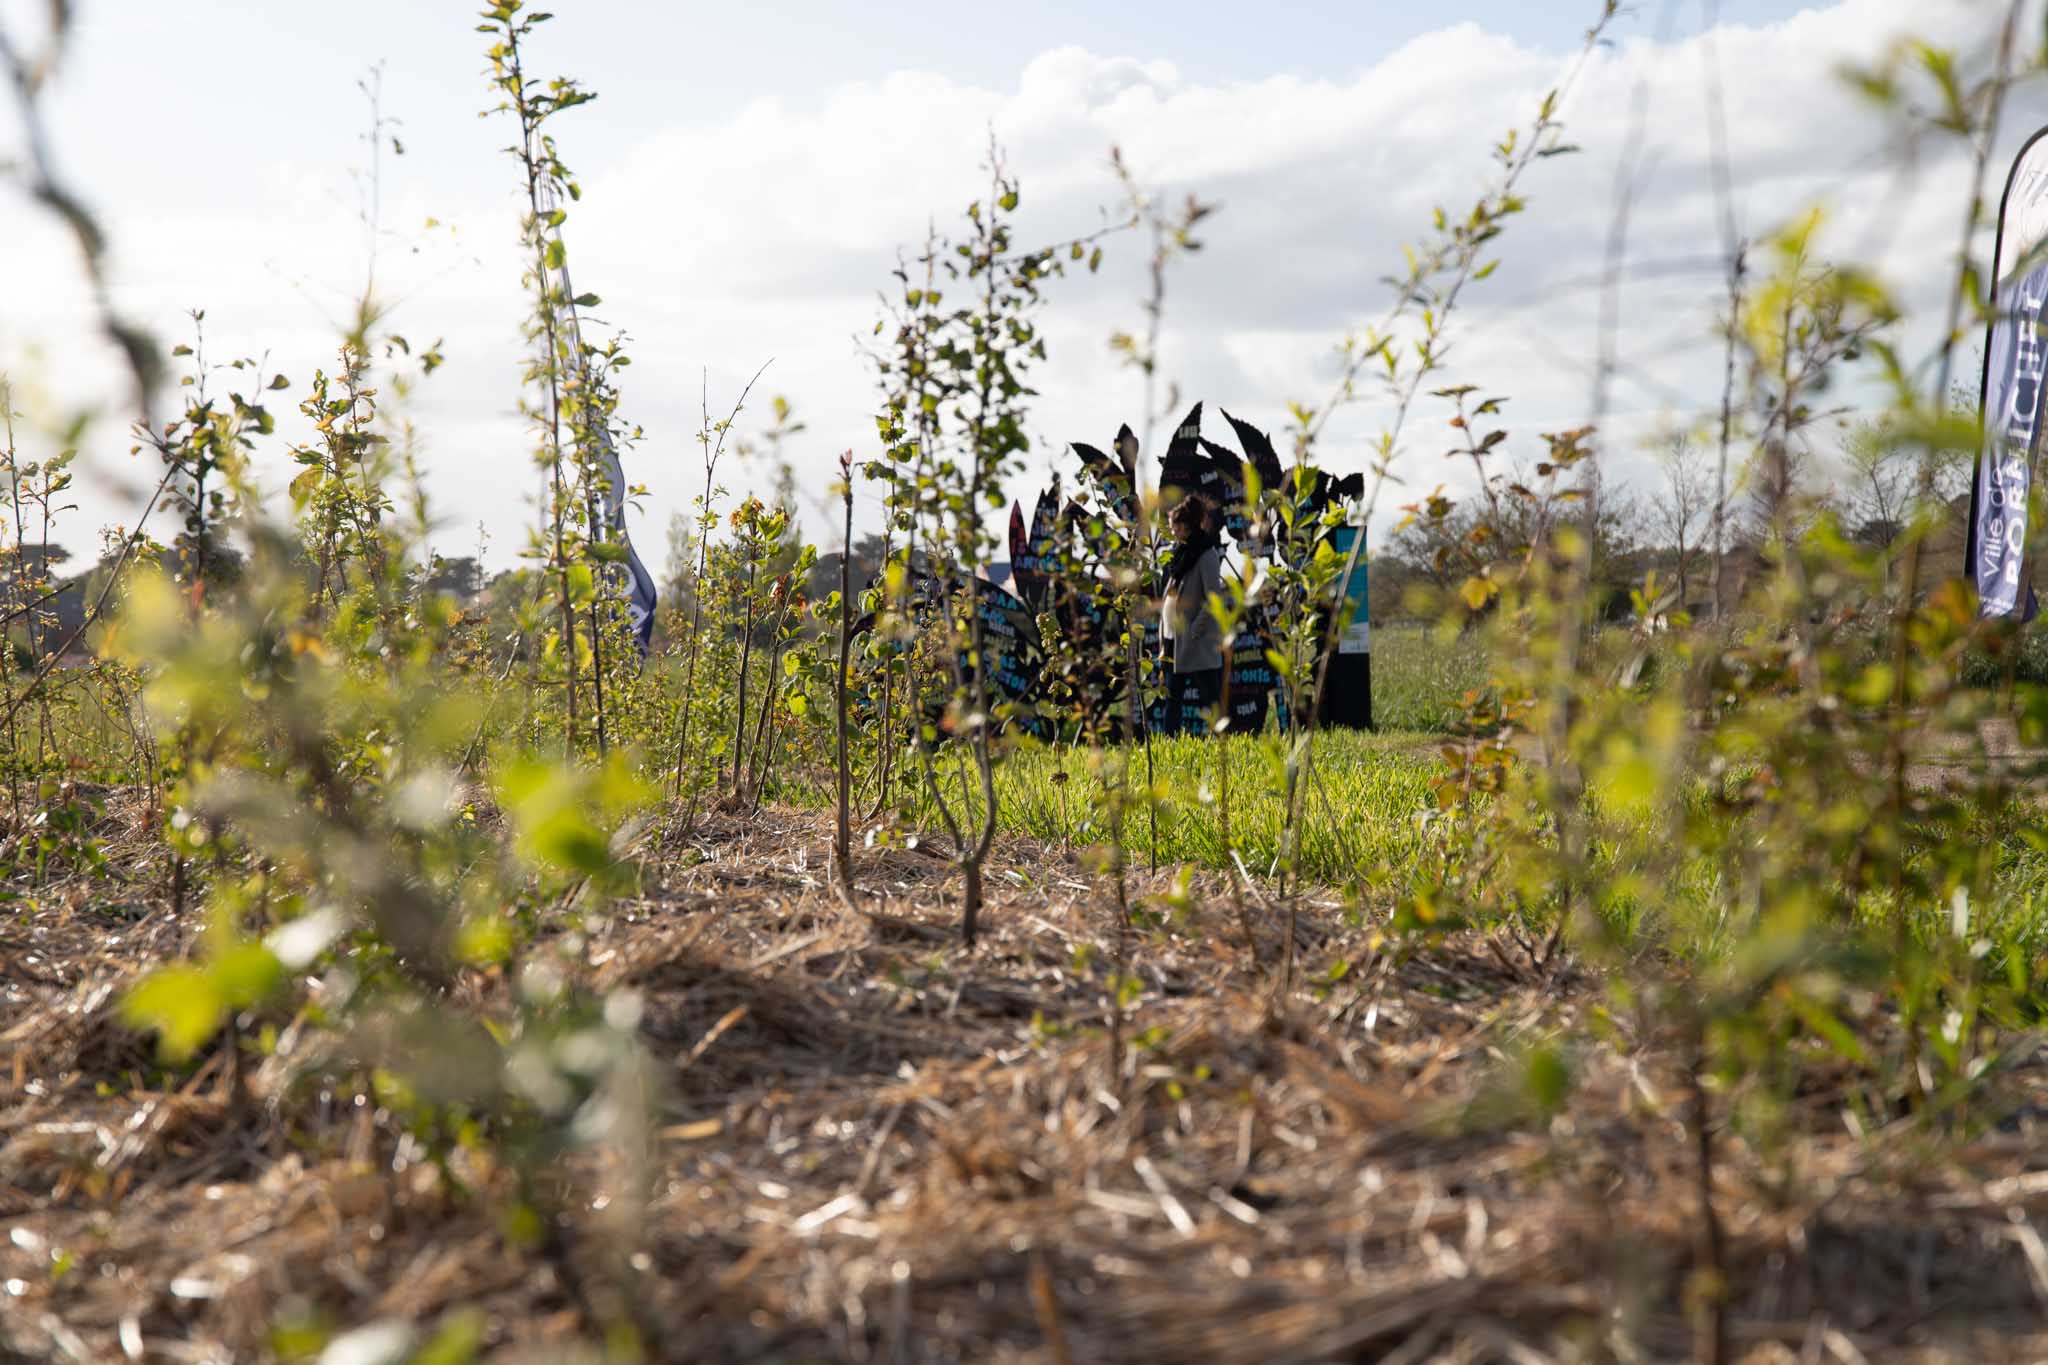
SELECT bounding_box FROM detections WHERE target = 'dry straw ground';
[5,800,2048,1363]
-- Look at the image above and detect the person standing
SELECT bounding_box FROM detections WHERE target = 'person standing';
[1161,496,1225,736]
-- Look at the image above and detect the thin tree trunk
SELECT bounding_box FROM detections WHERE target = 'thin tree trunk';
[1106,757,1131,1091]
[729,562,759,797]
[1216,654,1257,964]
[743,611,790,803]
[1710,248,1744,622]
[1686,1018,1727,1365]
[834,461,856,896]
[509,28,578,756]
[862,520,902,822]
[584,486,611,760]
[672,463,716,805]
[961,851,984,949]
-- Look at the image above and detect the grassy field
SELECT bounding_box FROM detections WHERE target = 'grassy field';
[981,729,1442,886]
[858,621,1481,881]
[846,608,2048,966]
[1365,619,1492,732]
[860,622,1469,889]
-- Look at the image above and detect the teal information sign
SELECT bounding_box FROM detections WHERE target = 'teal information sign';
[1330,526,1369,655]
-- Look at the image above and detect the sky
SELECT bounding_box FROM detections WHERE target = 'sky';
[3,0,2043,575]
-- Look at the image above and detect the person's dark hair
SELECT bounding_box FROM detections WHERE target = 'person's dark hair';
[1169,496,1208,538]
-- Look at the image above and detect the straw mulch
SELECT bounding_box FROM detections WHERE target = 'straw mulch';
[4,799,2048,1363]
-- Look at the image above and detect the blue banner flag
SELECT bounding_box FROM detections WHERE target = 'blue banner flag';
[1970,129,2048,620]
[597,441,659,654]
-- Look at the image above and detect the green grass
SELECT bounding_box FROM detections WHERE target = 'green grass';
[892,728,1446,886]
[1368,622,1491,732]
[868,715,2048,973]
[794,622,1484,887]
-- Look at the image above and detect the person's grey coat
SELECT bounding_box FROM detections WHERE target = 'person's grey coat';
[1163,544,1225,674]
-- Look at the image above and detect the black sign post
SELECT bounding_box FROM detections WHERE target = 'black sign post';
[1317,525,1373,732]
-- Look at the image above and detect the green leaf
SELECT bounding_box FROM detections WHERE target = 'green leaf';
[567,562,596,604]
[413,1310,487,1365]
[211,941,285,1007]
[527,806,611,875]
[122,966,224,1063]
[496,757,650,881]
[1521,1046,1571,1117]
[287,467,323,510]
[1789,995,1870,1066]
[456,912,516,967]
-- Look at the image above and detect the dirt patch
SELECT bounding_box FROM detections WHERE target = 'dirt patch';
[3,805,2047,1362]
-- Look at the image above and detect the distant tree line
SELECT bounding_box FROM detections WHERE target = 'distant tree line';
[1371,416,1975,624]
